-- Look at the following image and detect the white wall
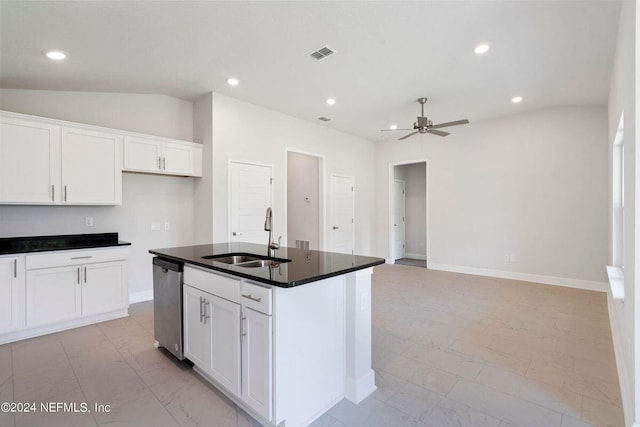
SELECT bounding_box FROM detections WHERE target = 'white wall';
[375,106,609,286]
[0,89,197,297]
[193,93,214,244]
[206,93,375,255]
[607,0,638,425]
[287,151,320,249]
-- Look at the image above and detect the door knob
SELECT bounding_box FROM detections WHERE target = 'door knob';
[232,231,243,236]
[332,226,339,230]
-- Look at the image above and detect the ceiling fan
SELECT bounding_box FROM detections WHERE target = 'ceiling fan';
[382,98,469,140]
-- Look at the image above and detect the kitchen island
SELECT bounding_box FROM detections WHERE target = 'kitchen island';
[150,242,384,427]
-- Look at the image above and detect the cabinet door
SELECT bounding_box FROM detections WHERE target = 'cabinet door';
[26,266,82,327]
[183,285,211,370]
[123,136,161,173]
[61,126,122,205]
[0,257,25,333]
[242,307,273,421]
[162,142,193,176]
[209,294,241,395]
[82,261,127,316]
[0,116,60,204]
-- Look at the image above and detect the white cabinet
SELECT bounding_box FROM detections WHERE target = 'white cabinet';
[0,256,25,333]
[210,293,241,395]
[82,261,128,316]
[183,284,212,369]
[0,112,123,205]
[61,127,122,205]
[24,247,129,328]
[26,266,82,327]
[123,135,202,177]
[241,306,273,420]
[0,116,60,204]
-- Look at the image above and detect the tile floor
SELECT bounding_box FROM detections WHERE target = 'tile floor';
[0,264,624,427]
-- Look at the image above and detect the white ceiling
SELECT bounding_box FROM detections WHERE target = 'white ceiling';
[0,1,621,142]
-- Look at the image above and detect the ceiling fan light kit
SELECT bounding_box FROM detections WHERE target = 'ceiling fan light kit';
[381,97,469,140]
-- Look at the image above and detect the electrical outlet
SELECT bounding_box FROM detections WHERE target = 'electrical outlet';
[164,222,171,231]
[504,254,510,261]
[151,222,161,231]
[84,217,94,227]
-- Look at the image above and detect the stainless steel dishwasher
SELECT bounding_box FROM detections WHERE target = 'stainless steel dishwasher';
[153,257,184,360]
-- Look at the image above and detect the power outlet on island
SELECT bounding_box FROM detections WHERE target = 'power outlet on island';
[84,217,94,227]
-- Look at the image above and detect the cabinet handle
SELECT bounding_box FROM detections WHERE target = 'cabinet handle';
[71,256,92,260]
[51,185,55,202]
[84,267,87,283]
[157,156,161,170]
[199,296,204,323]
[162,157,166,170]
[203,299,210,324]
[241,294,262,303]
[64,185,68,202]
[241,310,247,338]
[13,259,17,278]
[77,268,80,284]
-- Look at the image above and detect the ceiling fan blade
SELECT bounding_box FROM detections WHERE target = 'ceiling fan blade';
[380,128,414,132]
[398,131,419,141]
[430,119,470,129]
[426,129,450,137]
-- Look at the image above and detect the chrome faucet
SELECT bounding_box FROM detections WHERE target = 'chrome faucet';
[264,207,281,257]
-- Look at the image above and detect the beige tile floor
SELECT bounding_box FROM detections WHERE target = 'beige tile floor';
[0,264,624,427]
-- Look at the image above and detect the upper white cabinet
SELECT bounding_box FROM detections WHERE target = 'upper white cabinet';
[0,110,203,205]
[61,126,123,205]
[124,135,202,177]
[0,116,60,204]
[0,112,122,205]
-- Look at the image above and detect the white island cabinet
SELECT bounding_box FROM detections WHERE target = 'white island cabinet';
[180,264,376,427]
[0,255,25,334]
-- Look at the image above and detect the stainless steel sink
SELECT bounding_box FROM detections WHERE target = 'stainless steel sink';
[202,253,290,268]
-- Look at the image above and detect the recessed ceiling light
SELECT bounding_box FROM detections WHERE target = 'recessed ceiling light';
[474,44,490,54]
[389,125,398,130]
[43,50,67,60]
[325,98,336,105]
[227,77,239,86]
[511,96,523,103]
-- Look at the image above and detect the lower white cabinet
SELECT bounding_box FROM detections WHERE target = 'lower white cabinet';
[0,246,129,344]
[183,284,212,369]
[183,267,271,421]
[241,306,273,420]
[26,266,82,326]
[0,256,25,333]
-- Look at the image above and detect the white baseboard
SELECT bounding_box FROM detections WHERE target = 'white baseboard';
[130,289,154,303]
[404,253,427,260]
[608,293,633,427]
[427,263,607,292]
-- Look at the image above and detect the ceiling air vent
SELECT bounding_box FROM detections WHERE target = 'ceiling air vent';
[310,46,336,60]
[318,117,331,122]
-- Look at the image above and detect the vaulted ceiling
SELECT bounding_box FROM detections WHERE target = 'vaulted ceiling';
[0,1,621,141]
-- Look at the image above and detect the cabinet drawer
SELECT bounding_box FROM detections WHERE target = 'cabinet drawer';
[184,266,240,304]
[26,247,129,270]
[241,282,272,315]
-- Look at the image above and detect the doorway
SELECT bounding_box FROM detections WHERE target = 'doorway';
[228,161,273,244]
[286,150,325,250]
[389,161,428,267]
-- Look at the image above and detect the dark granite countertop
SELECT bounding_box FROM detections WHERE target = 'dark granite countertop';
[149,242,385,288]
[0,233,131,255]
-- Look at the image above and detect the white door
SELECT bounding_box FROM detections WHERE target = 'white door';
[183,285,212,370]
[61,126,122,205]
[0,257,25,333]
[210,294,241,395]
[229,162,273,244]
[26,266,82,327]
[0,116,60,204]
[241,307,273,421]
[330,175,355,254]
[82,261,127,316]
[393,180,406,261]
